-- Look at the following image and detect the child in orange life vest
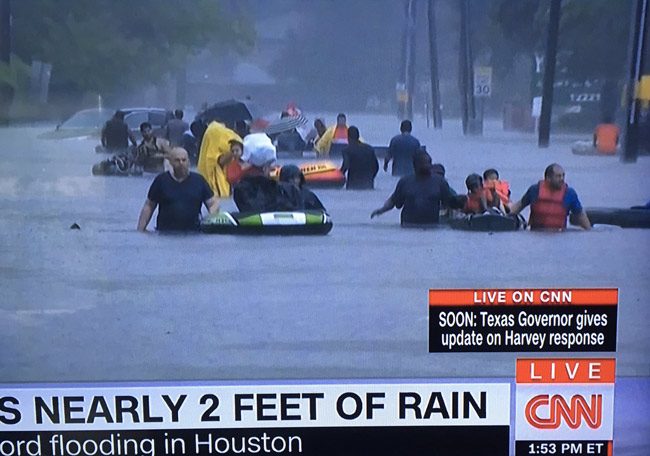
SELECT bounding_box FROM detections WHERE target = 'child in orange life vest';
[482,168,511,211]
[462,173,505,214]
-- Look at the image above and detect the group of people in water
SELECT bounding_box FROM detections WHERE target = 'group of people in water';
[115,107,592,233]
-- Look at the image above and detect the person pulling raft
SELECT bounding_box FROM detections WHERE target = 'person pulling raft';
[279,165,327,212]
[371,151,454,227]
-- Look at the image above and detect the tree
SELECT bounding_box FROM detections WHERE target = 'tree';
[10,0,254,102]
[491,0,632,82]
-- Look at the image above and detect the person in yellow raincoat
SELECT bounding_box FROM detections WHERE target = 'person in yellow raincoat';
[314,113,348,156]
[314,113,363,156]
[197,121,242,197]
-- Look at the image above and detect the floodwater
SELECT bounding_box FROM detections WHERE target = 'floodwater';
[1,116,649,454]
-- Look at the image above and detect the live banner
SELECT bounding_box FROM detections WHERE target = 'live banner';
[515,358,615,456]
[429,288,618,352]
[0,382,510,456]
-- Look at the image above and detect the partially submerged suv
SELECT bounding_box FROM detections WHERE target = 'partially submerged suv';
[40,107,172,141]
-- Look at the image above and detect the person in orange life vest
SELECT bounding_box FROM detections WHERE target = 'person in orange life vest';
[315,113,348,155]
[593,115,620,154]
[509,163,591,231]
[462,173,504,214]
[483,168,511,208]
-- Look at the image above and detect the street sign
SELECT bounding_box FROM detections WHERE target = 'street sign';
[474,66,492,97]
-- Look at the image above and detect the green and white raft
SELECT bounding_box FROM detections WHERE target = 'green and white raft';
[201,210,333,235]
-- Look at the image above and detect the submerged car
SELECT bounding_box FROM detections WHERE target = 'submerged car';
[38,108,114,140]
[39,107,172,141]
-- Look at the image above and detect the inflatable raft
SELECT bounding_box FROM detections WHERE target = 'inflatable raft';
[270,161,345,188]
[92,155,143,176]
[586,207,650,228]
[201,210,333,235]
[449,213,526,232]
[571,141,618,156]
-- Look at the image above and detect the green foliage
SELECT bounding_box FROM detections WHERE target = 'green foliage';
[0,55,30,90]
[560,0,632,80]
[491,0,632,80]
[11,0,255,97]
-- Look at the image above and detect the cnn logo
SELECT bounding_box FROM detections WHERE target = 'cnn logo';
[525,394,602,430]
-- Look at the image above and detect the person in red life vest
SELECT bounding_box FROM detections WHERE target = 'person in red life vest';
[462,173,504,214]
[593,115,620,155]
[509,163,591,231]
[482,168,511,208]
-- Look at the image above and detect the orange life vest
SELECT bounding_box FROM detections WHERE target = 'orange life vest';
[484,179,510,204]
[332,126,348,144]
[594,123,619,154]
[529,180,568,230]
[463,188,497,214]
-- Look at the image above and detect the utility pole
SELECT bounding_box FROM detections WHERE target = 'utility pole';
[398,0,417,120]
[623,0,649,162]
[538,0,562,148]
[0,0,12,121]
[458,0,476,135]
[401,0,417,120]
[427,0,442,128]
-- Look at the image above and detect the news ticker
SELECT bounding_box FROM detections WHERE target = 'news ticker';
[0,383,509,456]
[0,359,616,456]
[429,288,618,352]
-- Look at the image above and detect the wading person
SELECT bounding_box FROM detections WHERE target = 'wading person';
[340,126,378,190]
[384,120,421,176]
[137,148,217,232]
[371,151,453,226]
[509,163,591,231]
[101,110,137,153]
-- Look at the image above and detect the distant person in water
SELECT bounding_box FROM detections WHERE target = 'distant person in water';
[137,148,217,232]
[164,109,189,147]
[305,118,327,150]
[593,115,620,155]
[135,122,171,173]
[384,120,421,176]
[340,126,379,190]
[315,113,348,156]
[371,151,454,226]
[101,110,137,152]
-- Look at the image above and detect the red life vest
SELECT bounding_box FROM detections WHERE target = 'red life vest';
[529,180,568,230]
[463,188,497,213]
[484,180,510,204]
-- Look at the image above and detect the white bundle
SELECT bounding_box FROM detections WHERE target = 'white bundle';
[242,133,277,167]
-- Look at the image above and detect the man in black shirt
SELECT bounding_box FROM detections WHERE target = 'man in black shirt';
[137,148,217,232]
[371,151,453,226]
[384,119,421,176]
[340,126,379,189]
[101,110,137,152]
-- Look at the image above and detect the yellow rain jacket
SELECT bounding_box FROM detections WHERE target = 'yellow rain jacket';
[197,122,242,197]
[314,125,363,156]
